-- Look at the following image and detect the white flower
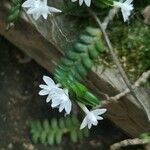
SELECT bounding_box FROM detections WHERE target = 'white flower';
[22,0,35,8]
[39,76,60,103]
[72,0,91,7]
[39,76,72,114]
[51,89,72,114]
[80,105,107,129]
[113,0,134,22]
[22,0,62,20]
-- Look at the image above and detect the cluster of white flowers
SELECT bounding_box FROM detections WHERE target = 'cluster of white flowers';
[39,76,72,114]
[39,76,106,129]
[22,0,61,20]
[22,0,134,22]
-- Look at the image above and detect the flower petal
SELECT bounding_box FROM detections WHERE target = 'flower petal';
[22,0,34,8]
[42,12,48,19]
[39,89,49,95]
[87,116,98,126]
[85,0,91,7]
[65,101,72,114]
[92,109,107,115]
[96,116,103,120]
[121,7,131,22]
[51,99,61,107]
[87,122,92,129]
[79,0,84,6]
[48,7,62,13]
[80,116,88,129]
[43,76,55,86]
[46,94,52,103]
[125,0,133,4]
[39,84,49,90]
[59,103,65,112]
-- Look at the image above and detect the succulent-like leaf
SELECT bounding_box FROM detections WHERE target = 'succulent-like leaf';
[30,116,89,145]
[7,0,22,30]
[54,27,105,106]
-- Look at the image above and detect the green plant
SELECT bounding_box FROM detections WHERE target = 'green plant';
[93,0,113,8]
[54,27,105,106]
[109,21,150,81]
[140,132,150,140]
[30,116,89,145]
[7,0,22,30]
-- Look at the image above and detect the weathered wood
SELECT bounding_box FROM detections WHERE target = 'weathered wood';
[0,0,62,72]
[0,0,150,137]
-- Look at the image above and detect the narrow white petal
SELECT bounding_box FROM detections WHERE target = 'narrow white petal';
[79,0,84,6]
[22,0,34,8]
[80,116,88,129]
[39,84,49,90]
[46,94,52,103]
[92,120,98,126]
[52,88,64,96]
[43,76,55,86]
[88,122,92,129]
[59,103,65,112]
[49,7,62,13]
[96,116,103,120]
[39,89,49,95]
[42,13,48,19]
[27,8,38,14]
[121,8,129,22]
[64,89,69,96]
[51,99,61,107]
[65,101,72,114]
[92,109,107,116]
[85,0,91,7]
[125,0,133,4]
[72,0,77,2]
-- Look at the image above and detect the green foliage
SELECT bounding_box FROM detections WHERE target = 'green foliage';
[62,0,113,17]
[30,116,89,145]
[140,132,150,140]
[108,21,150,81]
[7,0,22,30]
[62,0,86,16]
[134,0,150,9]
[54,27,105,106]
[93,0,113,8]
[56,27,104,81]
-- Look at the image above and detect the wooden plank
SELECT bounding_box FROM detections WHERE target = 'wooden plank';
[0,0,150,137]
[0,1,62,72]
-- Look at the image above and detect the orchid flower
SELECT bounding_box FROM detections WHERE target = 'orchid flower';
[79,103,107,129]
[22,0,62,20]
[39,76,72,114]
[113,0,134,22]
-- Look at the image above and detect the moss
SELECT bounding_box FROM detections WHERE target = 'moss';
[108,20,150,81]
